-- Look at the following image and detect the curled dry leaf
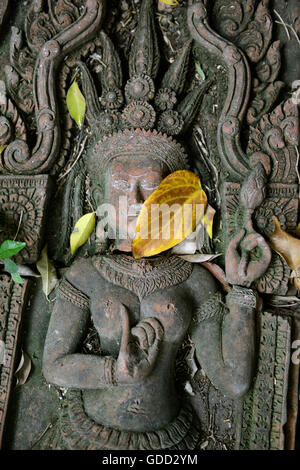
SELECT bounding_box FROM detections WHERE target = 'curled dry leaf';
[17,264,41,278]
[14,350,31,387]
[132,170,207,259]
[36,245,59,297]
[270,216,300,290]
[66,80,86,129]
[178,253,221,263]
[70,212,96,255]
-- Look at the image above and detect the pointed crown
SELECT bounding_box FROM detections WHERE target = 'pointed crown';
[82,0,210,177]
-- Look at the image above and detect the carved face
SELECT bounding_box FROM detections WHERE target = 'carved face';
[103,155,169,252]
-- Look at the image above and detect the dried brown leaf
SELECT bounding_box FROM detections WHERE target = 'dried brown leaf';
[14,350,31,387]
[270,216,300,271]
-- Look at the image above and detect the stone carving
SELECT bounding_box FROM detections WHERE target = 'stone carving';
[240,311,291,450]
[0,175,53,264]
[0,276,28,448]
[0,1,8,29]
[0,0,298,451]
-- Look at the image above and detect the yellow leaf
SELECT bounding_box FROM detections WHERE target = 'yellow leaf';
[36,245,59,297]
[269,217,300,271]
[296,222,300,239]
[66,80,86,128]
[201,204,216,239]
[160,0,179,5]
[70,212,96,255]
[0,145,7,155]
[132,170,207,259]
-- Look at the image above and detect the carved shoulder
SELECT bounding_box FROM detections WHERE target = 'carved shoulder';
[65,257,103,298]
[185,263,218,310]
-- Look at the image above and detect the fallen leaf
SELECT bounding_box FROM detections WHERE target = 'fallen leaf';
[17,264,41,278]
[3,257,19,274]
[296,222,300,239]
[201,205,216,240]
[14,350,31,387]
[195,61,206,81]
[70,212,96,255]
[177,253,221,263]
[132,170,207,259]
[12,272,24,284]
[160,0,179,5]
[269,216,300,290]
[0,240,26,258]
[36,245,59,297]
[270,217,300,270]
[0,145,7,155]
[66,80,86,128]
[171,237,197,255]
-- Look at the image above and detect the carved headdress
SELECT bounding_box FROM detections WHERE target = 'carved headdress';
[79,0,210,181]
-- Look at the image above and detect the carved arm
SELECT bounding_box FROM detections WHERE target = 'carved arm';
[190,285,256,398]
[43,281,116,389]
[43,280,163,389]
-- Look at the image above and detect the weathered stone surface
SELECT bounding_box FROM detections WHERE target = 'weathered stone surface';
[0,175,53,264]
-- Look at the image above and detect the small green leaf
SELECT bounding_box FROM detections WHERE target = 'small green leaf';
[4,258,19,274]
[0,240,26,258]
[12,272,24,284]
[0,145,7,155]
[195,62,206,80]
[66,80,86,129]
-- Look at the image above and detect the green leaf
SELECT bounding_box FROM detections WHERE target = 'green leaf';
[0,145,7,155]
[0,240,26,258]
[12,272,24,284]
[66,80,86,129]
[4,258,19,274]
[195,62,206,80]
[36,245,59,297]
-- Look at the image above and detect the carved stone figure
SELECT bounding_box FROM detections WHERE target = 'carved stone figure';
[40,0,269,450]
[0,0,299,451]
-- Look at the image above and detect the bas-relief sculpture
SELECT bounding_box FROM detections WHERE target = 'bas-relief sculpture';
[0,0,299,450]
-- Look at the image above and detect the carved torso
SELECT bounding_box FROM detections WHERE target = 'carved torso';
[65,255,216,432]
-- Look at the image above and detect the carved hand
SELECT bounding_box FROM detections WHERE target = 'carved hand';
[225,229,272,287]
[115,305,164,385]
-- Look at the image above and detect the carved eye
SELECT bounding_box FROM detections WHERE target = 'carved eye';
[140,179,160,192]
[114,179,130,191]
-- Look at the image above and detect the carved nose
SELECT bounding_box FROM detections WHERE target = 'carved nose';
[130,183,144,205]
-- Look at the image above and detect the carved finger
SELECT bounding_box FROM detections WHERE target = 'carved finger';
[142,318,164,343]
[131,325,149,351]
[119,304,131,354]
[225,229,245,278]
[135,321,156,347]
